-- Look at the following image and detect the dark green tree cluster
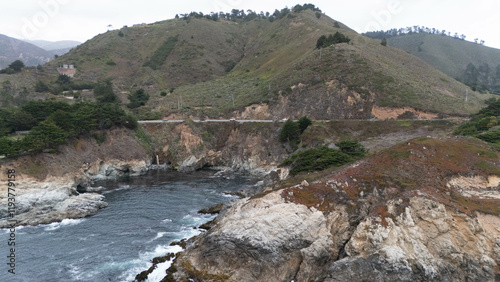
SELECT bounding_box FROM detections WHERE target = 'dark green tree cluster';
[34,75,94,94]
[363,26,480,42]
[279,116,312,143]
[0,99,137,157]
[316,32,351,49]
[335,140,367,157]
[177,4,321,23]
[280,140,366,176]
[128,88,150,108]
[94,80,118,103]
[0,60,25,74]
[455,99,500,143]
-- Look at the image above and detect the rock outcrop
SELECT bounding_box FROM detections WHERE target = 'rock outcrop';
[172,137,500,281]
[0,128,150,227]
[0,158,149,228]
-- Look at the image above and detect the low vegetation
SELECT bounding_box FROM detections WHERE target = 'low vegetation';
[280,140,366,176]
[0,60,25,74]
[278,116,312,143]
[316,32,350,48]
[455,98,500,146]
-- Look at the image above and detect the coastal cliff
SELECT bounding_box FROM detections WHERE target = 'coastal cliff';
[171,137,500,281]
[0,120,459,228]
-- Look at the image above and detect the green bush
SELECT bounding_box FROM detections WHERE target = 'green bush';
[477,131,500,143]
[128,88,149,109]
[94,80,119,103]
[279,119,300,143]
[455,99,500,140]
[335,140,367,157]
[298,116,312,133]
[281,146,352,176]
[316,32,350,49]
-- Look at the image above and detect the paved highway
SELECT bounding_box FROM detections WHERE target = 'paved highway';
[138,119,279,123]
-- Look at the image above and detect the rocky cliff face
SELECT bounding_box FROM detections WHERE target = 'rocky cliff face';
[0,123,286,227]
[0,129,150,227]
[144,122,287,176]
[172,137,500,281]
[0,120,460,228]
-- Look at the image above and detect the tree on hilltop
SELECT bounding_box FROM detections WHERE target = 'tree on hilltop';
[8,60,25,72]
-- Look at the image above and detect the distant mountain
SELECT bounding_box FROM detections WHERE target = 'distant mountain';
[0,34,53,68]
[24,39,81,55]
[364,31,500,94]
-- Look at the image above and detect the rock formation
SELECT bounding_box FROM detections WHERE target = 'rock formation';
[172,137,500,281]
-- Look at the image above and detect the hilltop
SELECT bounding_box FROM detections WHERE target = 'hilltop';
[365,30,500,94]
[33,6,490,119]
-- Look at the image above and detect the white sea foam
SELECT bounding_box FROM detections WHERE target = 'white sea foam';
[44,218,85,231]
[102,184,131,194]
[147,260,172,282]
[121,245,183,282]
[147,232,167,243]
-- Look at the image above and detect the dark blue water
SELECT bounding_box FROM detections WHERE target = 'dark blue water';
[1,170,256,282]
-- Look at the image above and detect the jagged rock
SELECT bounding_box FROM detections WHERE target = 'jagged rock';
[173,191,500,281]
[0,158,147,227]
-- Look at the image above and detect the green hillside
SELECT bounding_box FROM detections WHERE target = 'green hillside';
[5,6,493,119]
[370,33,500,94]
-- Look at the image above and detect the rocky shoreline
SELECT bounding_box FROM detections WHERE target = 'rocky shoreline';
[0,156,282,228]
[167,137,500,281]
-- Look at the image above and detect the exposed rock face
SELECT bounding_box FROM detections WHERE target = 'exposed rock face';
[173,138,500,281]
[175,191,499,281]
[176,192,345,281]
[0,128,150,227]
[0,178,107,228]
[81,159,149,181]
[0,158,148,227]
[148,122,287,176]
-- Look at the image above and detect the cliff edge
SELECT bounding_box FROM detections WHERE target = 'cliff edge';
[172,137,500,281]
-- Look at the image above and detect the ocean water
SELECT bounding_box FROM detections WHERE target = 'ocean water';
[1,170,256,282]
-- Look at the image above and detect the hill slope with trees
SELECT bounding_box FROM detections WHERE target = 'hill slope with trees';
[364,29,500,94]
[3,5,493,121]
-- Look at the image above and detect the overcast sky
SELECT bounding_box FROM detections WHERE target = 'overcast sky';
[1,0,499,49]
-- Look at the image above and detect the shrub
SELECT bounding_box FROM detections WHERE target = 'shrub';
[477,131,500,143]
[94,80,119,103]
[298,116,312,133]
[128,88,150,109]
[281,147,352,176]
[279,119,300,143]
[335,140,367,157]
[8,60,25,72]
[35,81,50,92]
[316,32,350,49]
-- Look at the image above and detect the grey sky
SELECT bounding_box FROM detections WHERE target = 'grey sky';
[1,0,499,49]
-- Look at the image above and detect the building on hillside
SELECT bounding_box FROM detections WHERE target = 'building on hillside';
[57,64,76,77]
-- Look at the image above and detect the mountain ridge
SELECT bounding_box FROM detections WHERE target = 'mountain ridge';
[364,31,500,94]
[0,34,53,68]
[40,9,490,119]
